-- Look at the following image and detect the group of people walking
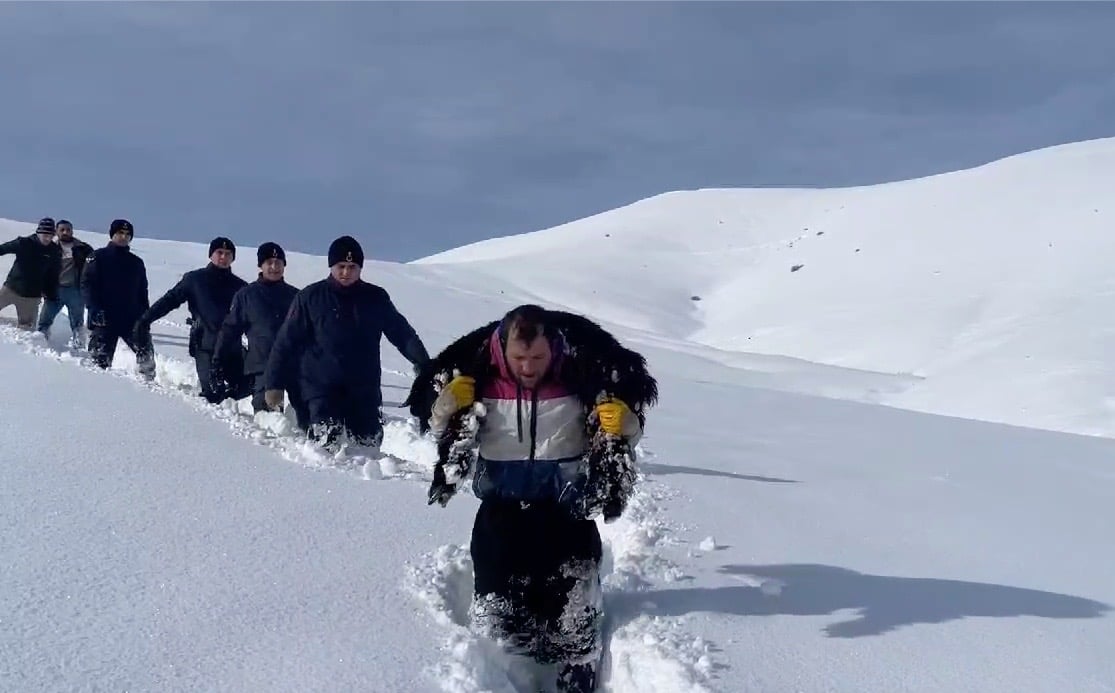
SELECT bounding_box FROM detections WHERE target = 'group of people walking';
[0,215,658,692]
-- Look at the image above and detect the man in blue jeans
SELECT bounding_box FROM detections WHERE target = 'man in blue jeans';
[38,219,94,347]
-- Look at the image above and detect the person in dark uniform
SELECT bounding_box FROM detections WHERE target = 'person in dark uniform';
[133,237,248,403]
[0,217,62,330]
[80,219,155,379]
[212,241,307,428]
[262,235,429,450]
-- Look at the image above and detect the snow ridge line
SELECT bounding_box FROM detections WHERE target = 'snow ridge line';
[1,325,718,692]
[403,445,718,693]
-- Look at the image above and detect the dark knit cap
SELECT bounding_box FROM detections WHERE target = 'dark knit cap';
[36,217,55,234]
[328,235,364,267]
[109,219,134,237]
[209,236,236,257]
[257,241,286,267]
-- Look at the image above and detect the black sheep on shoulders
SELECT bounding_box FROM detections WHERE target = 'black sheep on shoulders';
[407,307,658,521]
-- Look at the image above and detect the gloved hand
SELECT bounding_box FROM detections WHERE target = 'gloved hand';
[427,464,457,507]
[595,398,631,435]
[131,320,149,345]
[264,389,285,411]
[445,375,475,411]
[208,364,229,398]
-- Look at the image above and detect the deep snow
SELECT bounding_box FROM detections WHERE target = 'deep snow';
[2,138,1114,692]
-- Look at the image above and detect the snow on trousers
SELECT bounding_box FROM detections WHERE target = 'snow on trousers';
[88,328,155,378]
[305,386,383,448]
[470,498,603,666]
[37,285,85,336]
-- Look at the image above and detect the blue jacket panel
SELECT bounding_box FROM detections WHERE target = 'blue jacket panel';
[263,278,429,402]
[472,455,587,505]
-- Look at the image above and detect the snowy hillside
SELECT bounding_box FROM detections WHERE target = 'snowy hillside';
[417,137,1115,438]
[2,137,1115,692]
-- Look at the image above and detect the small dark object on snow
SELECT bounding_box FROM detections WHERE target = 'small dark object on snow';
[690,295,701,301]
[816,231,825,236]
[855,248,861,253]
[791,264,804,272]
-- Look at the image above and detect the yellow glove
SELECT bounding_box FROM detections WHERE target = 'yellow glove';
[446,375,476,410]
[595,399,631,435]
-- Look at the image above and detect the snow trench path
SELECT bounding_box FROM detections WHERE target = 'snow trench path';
[0,324,719,693]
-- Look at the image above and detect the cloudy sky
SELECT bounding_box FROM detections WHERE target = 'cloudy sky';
[1,2,1113,262]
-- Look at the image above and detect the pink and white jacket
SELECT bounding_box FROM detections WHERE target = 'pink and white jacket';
[430,330,642,504]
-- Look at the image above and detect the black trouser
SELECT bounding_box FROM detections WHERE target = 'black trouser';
[305,387,383,448]
[88,327,155,379]
[196,349,251,404]
[251,375,308,431]
[470,499,603,674]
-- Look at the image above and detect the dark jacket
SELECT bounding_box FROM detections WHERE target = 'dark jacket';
[213,276,299,375]
[0,236,62,299]
[80,243,150,330]
[139,264,248,355]
[57,238,95,287]
[264,277,429,402]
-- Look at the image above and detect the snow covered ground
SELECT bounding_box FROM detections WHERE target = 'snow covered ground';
[2,138,1114,691]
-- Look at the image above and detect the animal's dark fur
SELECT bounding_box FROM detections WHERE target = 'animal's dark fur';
[405,310,658,431]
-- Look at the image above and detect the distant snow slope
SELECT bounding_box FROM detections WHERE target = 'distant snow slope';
[415,138,1115,437]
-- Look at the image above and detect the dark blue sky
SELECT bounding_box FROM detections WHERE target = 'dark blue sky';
[1,2,1113,261]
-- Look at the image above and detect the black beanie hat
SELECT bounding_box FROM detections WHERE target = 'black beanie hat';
[328,235,364,267]
[109,219,134,237]
[257,241,286,267]
[36,217,56,233]
[209,236,236,258]
[57,219,73,231]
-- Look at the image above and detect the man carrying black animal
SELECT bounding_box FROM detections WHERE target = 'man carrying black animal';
[263,235,429,450]
[409,304,657,693]
[133,237,249,403]
[212,241,307,429]
[0,217,62,330]
[81,219,155,380]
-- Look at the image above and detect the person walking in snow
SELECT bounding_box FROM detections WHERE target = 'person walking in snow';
[81,219,156,380]
[262,235,430,450]
[212,242,308,429]
[133,237,249,404]
[407,304,658,693]
[37,219,94,346]
[0,217,62,330]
